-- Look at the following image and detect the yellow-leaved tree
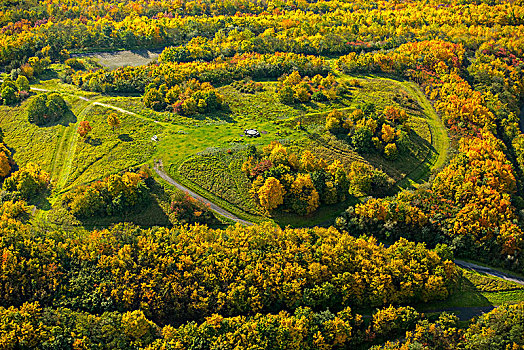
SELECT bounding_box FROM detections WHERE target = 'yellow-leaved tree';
[290,173,320,215]
[258,177,285,211]
[107,113,121,133]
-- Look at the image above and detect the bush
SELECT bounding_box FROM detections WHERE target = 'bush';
[1,86,18,105]
[384,143,398,160]
[15,75,30,91]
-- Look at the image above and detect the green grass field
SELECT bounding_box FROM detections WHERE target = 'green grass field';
[0,69,449,228]
[64,104,162,190]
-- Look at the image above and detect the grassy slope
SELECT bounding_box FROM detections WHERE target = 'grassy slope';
[167,76,443,225]
[1,87,164,191]
[393,79,450,185]
[0,95,89,178]
[2,72,448,227]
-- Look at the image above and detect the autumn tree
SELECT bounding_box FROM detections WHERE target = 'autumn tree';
[258,177,285,211]
[0,143,11,178]
[290,173,320,215]
[3,163,50,199]
[107,113,121,133]
[77,121,92,139]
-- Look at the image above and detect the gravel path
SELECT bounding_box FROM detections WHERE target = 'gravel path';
[153,161,253,226]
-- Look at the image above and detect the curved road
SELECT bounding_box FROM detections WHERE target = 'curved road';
[153,161,253,226]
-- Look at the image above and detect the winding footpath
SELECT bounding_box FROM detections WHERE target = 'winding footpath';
[153,161,253,226]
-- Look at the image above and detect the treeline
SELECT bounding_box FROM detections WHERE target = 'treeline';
[0,303,422,350]
[0,221,457,325]
[2,299,523,349]
[1,0,523,69]
[65,52,329,94]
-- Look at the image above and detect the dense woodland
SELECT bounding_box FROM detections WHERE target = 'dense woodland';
[0,0,524,348]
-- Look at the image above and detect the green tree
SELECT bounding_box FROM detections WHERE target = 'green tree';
[351,126,373,153]
[27,95,47,124]
[107,113,121,133]
[15,75,30,91]
[45,93,67,120]
[278,85,294,104]
[1,86,18,105]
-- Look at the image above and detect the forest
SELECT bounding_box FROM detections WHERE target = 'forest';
[0,0,524,348]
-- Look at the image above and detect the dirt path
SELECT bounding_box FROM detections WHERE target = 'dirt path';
[153,161,253,226]
[55,104,92,190]
[49,100,91,187]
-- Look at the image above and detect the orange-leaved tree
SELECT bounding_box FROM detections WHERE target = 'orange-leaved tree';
[77,121,92,139]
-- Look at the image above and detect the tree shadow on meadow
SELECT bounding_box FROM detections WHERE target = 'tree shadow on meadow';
[39,108,77,128]
[78,195,172,229]
[85,137,102,146]
[118,134,134,142]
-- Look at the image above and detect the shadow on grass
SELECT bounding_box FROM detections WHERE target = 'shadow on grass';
[417,277,494,321]
[78,194,172,229]
[28,190,52,211]
[118,134,134,142]
[86,137,102,146]
[36,69,59,81]
[187,106,236,123]
[272,195,359,228]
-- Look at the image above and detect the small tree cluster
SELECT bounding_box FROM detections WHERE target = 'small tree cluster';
[27,93,68,125]
[169,191,217,225]
[144,79,224,114]
[0,77,30,105]
[2,163,50,199]
[63,171,149,218]
[326,105,408,159]
[242,142,349,215]
[276,71,348,104]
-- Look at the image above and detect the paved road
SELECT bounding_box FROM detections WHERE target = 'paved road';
[455,260,524,286]
[153,161,253,226]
